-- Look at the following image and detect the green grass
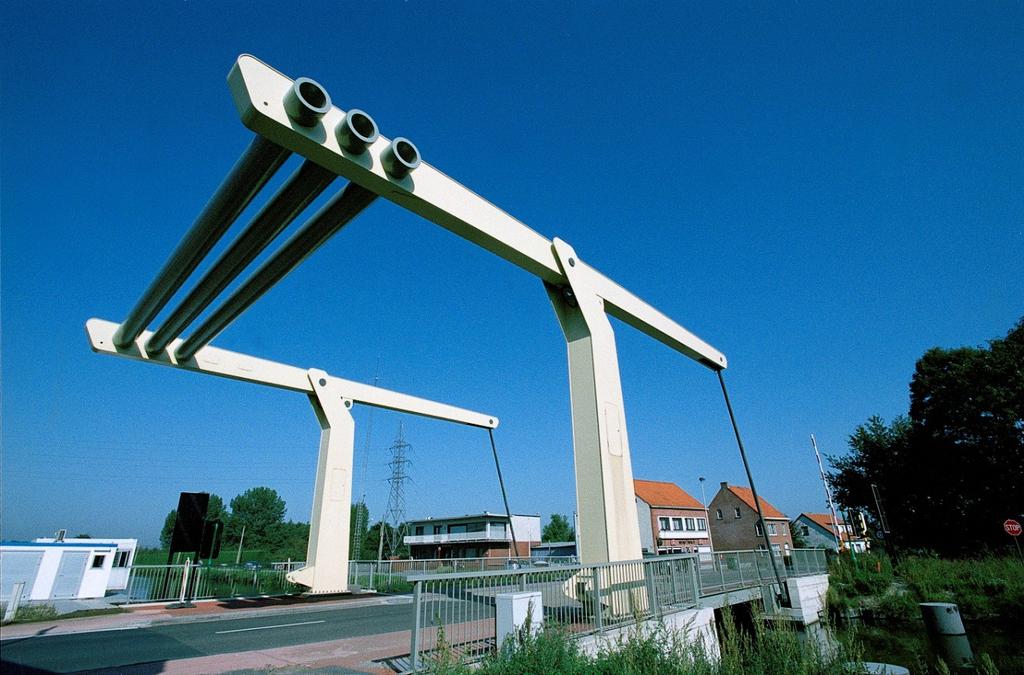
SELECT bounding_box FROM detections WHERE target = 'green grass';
[827,553,1024,621]
[895,555,1024,621]
[7,603,59,623]
[425,608,863,675]
[350,574,414,593]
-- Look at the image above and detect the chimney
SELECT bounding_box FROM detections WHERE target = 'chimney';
[720,481,728,489]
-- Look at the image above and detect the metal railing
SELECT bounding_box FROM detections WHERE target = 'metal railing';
[408,548,828,671]
[117,563,300,604]
[347,556,578,592]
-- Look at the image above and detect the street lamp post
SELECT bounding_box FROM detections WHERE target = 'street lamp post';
[699,476,715,553]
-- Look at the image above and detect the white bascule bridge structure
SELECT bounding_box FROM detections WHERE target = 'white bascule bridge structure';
[88,55,733,596]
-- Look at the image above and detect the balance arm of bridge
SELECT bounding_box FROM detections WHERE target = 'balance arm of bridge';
[227,55,726,371]
[85,317,497,429]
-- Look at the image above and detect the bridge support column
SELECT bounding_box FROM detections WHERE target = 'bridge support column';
[545,238,643,565]
[287,369,356,593]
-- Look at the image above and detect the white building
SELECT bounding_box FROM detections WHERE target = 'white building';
[0,537,139,601]
[404,512,542,559]
[34,537,138,590]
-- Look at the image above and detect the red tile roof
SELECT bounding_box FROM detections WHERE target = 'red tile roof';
[724,485,787,519]
[801,513,852,541]
[634,479,705,509]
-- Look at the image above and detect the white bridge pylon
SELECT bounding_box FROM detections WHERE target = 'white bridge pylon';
[88,55,727,592]
[86,319,496,593]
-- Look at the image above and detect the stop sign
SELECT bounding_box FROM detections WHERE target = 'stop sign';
[1005,519,1022,537]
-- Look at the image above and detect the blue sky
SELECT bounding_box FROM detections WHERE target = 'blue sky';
[2,3,1021,547]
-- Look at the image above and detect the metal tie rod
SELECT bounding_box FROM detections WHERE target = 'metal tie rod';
[174,182,378,361]
[112,136,291,348]
[144,160,337,355]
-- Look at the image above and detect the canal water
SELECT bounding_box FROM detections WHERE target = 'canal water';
[835,618,1024,673]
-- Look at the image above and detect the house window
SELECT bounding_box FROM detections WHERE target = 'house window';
[659,517,670,531]
[734,508,742,519]
[684,518,696,531]
[671,518,684,531]
[755,523,764,536]
[433,525,443,534]
[697,518,707,531]
[715,509,723,520]
[771,544,781,555]
[113,551,130,567]
[768,523,777,536]
[91,554,106,569]
[801,525,809,536]
[779,522,787,534]
[415,526,424,536]
[448,524,467,534]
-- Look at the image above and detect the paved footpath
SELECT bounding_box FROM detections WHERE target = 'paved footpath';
[0,594,418,674]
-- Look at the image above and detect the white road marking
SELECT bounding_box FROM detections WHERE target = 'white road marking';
[215,619,325,634]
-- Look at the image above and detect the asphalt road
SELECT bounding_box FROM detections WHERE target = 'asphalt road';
[0,600,419,674]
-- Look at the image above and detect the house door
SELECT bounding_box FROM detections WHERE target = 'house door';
[50,551,88,599]
[0,551,43,600]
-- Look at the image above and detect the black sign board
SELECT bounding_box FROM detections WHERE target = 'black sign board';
[200,518,223,559]
[169,492,210,558]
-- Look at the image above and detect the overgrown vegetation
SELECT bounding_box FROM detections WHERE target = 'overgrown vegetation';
[425,609,863,674]
[827,552,1024,621]
[829,316,1023,556]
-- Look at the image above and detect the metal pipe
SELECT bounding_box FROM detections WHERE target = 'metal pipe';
[175,182,378,360]
[718,370,791,607]
[145,160,336,354]
[336,109,379,154]
[112,136,290,348]
[283,77,332,127]
[381,137,421,178]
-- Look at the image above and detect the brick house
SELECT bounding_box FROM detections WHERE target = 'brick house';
[634,479,712,555]
[708,482,793,556]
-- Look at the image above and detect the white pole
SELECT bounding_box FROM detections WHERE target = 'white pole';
[811,435,843,553]
[179,559,191,604]
[699,476,715,553]
[235,525,246,565]
[2,582,25,624]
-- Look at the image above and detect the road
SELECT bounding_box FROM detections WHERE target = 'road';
[0,600,418,674]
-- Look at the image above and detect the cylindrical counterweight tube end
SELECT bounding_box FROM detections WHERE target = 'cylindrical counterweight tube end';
[336,109,379,154]
[283,77,331,127]
[381,137,421,179]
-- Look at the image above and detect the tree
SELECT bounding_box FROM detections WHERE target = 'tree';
[159,510,177,549]
[269,521,310,560]
[542,514,575,543]
[206,494,228,524]
[363,521,408,559]
[227,487,287,548]
[830,317,1024,554]
[158,493,228,550]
